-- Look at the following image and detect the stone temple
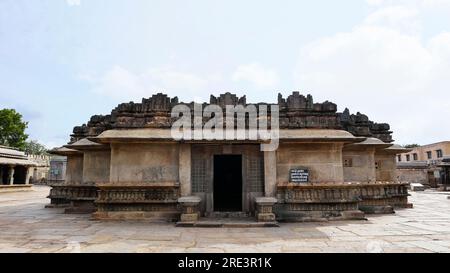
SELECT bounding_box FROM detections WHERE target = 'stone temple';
[47,92,412,225]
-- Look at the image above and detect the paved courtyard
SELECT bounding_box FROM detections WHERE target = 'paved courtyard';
[1,186,450,253]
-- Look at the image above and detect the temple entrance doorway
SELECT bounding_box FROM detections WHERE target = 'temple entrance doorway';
[213,155,242,212]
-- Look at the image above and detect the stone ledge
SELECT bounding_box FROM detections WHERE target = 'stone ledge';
[95,200,178,204]
[396,203,414,208]
[0,185,32,193]
[255,197,277,205]
[96,182,179,189]
[176,220,279,228]
[277,181,410,189]
[92,211,180,221]
[178,196,201,204]
[65,207,96,214]
[276,210,366,222]
[45,203,69,209]
[359,205,394,214]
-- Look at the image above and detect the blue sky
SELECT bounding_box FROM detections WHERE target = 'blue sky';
[1,0,450,148]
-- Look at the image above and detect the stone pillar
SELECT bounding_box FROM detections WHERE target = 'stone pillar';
[33,168,38,183]
[25,167,31,185]
[367,149,376,182]
[179,143,192,196]
[0,167,3,184]
[333,143,345,183]
[8,166,15,185]
[263,150,277,197]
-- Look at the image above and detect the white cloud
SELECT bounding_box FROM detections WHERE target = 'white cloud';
[364,6,421,33]
[66,0,81,6]
[148,68,208,91]
[82,65,217,102]
[232,63,279,88]
[295,3,450,145]
[366,0,385,6]
[367,0,450,7]
[40,138,68,150]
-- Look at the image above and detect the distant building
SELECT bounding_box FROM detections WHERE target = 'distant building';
[397,141,450,188]
[47,155,67,184]
[0,145,38,191]
[27,154,50,184]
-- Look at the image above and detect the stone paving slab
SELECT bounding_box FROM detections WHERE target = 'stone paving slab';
[0,185,450,253]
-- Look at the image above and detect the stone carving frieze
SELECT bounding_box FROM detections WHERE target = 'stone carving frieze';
[69,91,394,143]
[96,187,179,203]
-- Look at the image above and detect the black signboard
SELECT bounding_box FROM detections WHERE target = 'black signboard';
[290,168,309,183]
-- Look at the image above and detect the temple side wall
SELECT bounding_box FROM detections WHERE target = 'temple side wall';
[342,149,376,182]
[109,143,179,184]
[375,152,397,181]
[66,154,84,184]
[276,143,344,183]
[83,150,111,184]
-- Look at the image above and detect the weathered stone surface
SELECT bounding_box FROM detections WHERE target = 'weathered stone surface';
[2,186,449,253]
[46,184,96,213]
[276,182,410,221]
[255,197,277,223]
[49,91,401,223]
[93,184,180,221]
[69,92,393,142]
[178,196,201,223]
[338,108,393,143]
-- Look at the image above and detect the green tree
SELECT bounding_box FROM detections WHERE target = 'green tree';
[24,140,48,155]
[0,109,29,149]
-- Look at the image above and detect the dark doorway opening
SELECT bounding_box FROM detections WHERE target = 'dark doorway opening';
[0,166,8,185]
[14,166,27,185]
[213,155,242,212]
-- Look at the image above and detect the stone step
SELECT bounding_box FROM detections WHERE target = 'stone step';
[176,219,279,228]
[410,183,426,191]
[204,211,251,218]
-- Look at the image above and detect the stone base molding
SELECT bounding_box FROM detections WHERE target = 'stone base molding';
[46,185,70,208]
[276,183,364,222]
[358,182,412,213]
[46,184,96,211]
[92,183,180,221]
[45,181,412,223]
[276,182,412,221]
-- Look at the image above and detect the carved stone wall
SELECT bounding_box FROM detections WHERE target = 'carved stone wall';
[338,108,393,143]
[358,182,411,210]
[47,184,98,213]
[276,182,411,221]
[46,185,70,207]
[69,92,394,143]
[93,185,180,221]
